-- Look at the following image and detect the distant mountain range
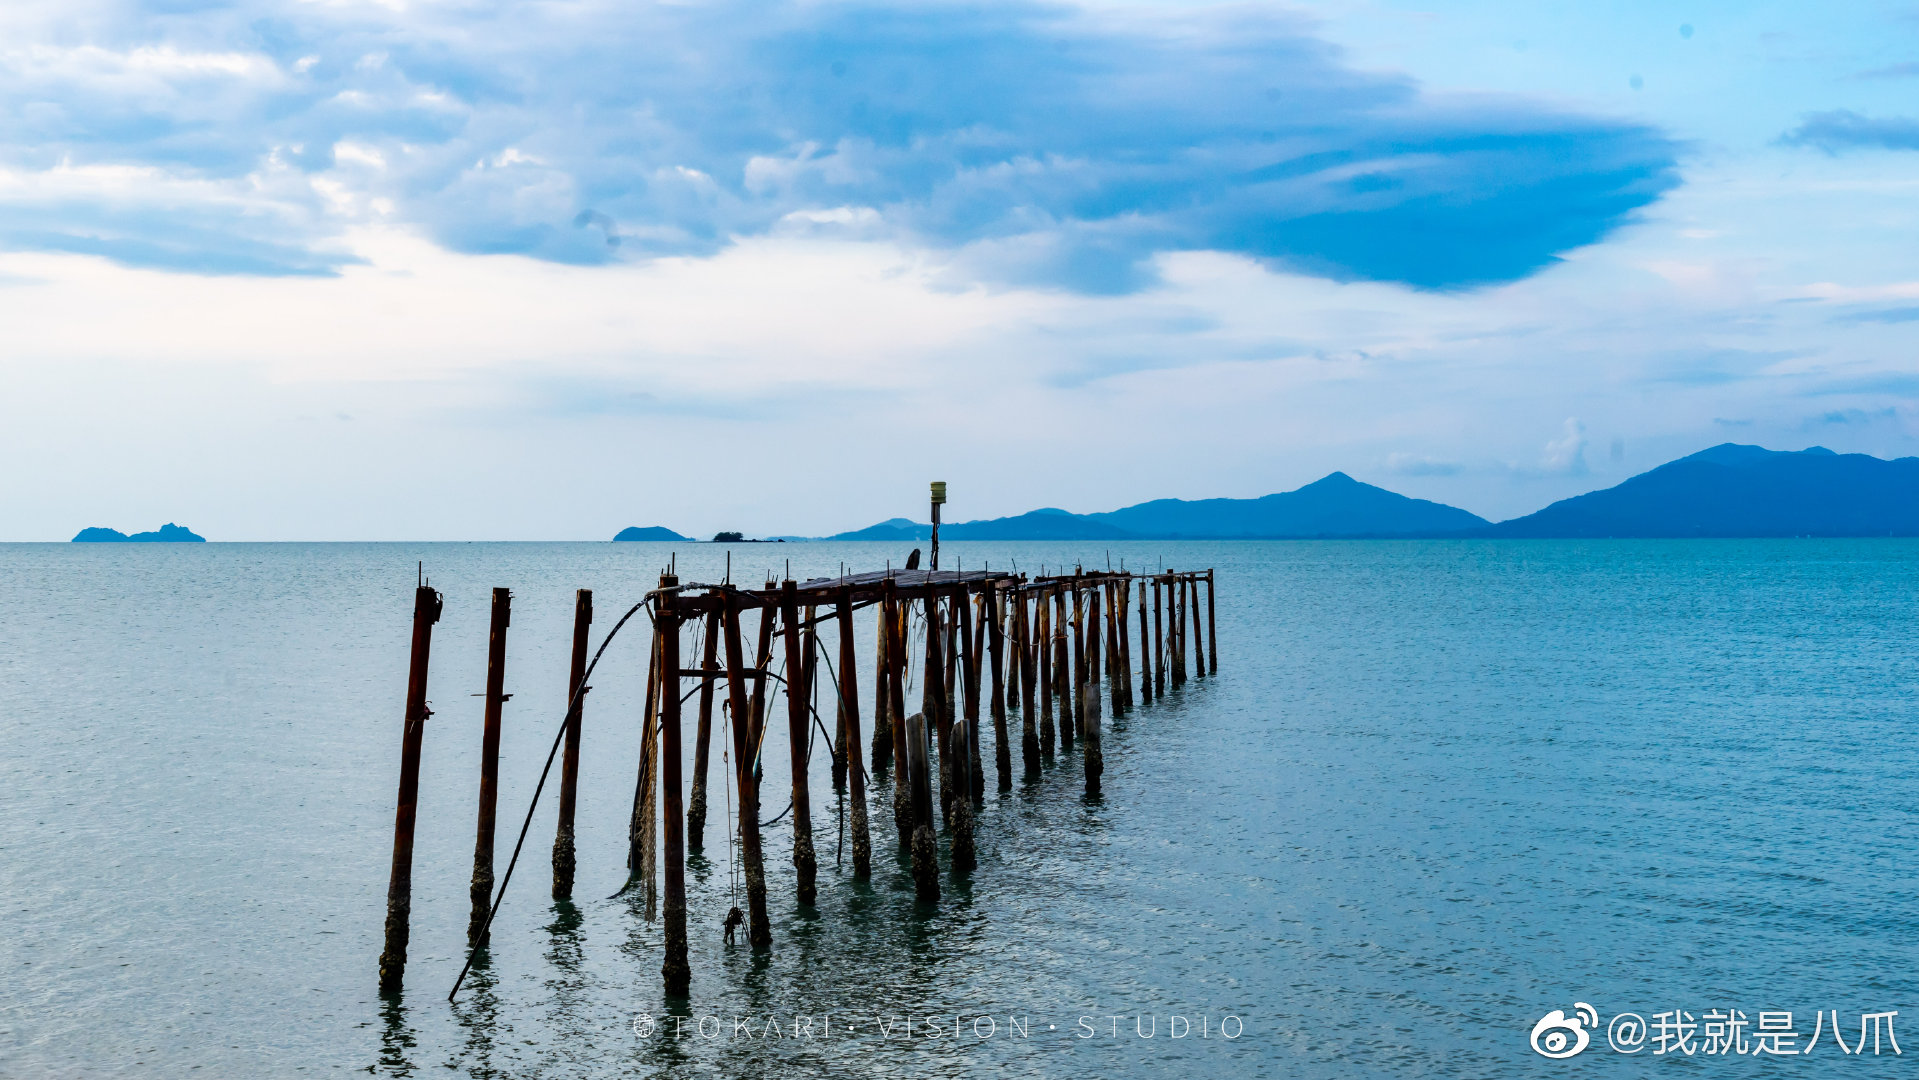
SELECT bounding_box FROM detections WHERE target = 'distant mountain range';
[1482,444,1919,537]
[816,444,1919,541]
[605,443,1918,543]
[73,523,205,542]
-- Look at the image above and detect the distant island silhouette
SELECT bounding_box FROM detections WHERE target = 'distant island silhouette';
[613,526,689,542]
[72,523,206,543]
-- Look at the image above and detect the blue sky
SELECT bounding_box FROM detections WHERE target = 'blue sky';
[0,0,1915,538]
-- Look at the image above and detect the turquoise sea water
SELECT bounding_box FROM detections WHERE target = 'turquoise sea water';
[1,540,1914,1077]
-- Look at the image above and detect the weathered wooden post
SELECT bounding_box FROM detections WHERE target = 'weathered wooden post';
[956,585,983,805]
[1084,585,1103,795]
[1017,589,1039,775]
[627,620,662,914]
[379,582,442,995]
[1182,579,1197,679]
[552,589,592,900]
[721,596,772,948]
[1038,588,1055,757]
[1169,571,1187,685]
[657,589,691,996]
[1105,580,1123,716]
[906,707,939,901]
[1137,576,1152,704]
[1117,577,1134,709]
[886,585,912,848]
[929,592,956,828]
[1152,577,1165,697]
[987,581,1010,791]
[1064,581,1081,751]
[871,593,894,776]
[1207,570,1219,674]
[778,581,818,906]
[686,609,720,853]
[835,588,872,878]
[468,587,511,947]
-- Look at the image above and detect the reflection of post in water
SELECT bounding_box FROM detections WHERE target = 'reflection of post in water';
[375,994,419,1078]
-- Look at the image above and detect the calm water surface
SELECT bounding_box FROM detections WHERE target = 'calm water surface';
[1,540,1914,1077]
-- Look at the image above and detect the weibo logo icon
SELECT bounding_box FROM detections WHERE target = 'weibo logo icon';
[1530,1002,1599,1059]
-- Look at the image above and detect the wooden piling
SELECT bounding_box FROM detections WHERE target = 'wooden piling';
[467,587,510,947]
[1152,577,1165,697]
[1084,586,1103,795]
[870,596,894,776]
[1105,580,1123,716]
[552,589,591,900]
[686,609,719,853]
[1064,582,1082,751]
[378,583,441,995]
[1038,588,1055,758]
[778,581,818,907]
[1182,579,1197,679]
[987,582,1010,791]
[721,597,772,948]
[956,586,983,806]
[906,708,939,901]
[929,594,956,829]
[886,587,912,848]
[1170,571,1187,685]
[1017,590,1039,775]
[1207,570,1218,675]
[627,621,661,914]
[912,590,944,899]
[1137,576,1151,704]
[657,591,690,996]
[835,589,872,879]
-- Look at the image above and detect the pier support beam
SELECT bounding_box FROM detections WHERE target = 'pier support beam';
[1017,591,1039,776]
[1207,571,1218,675]
[468,587,510,947]
[552,590,591,900]
[686,609,719,853]
[1137,577,1152,704]
[1189,575,1206,680]
[836,589,872,878]
[379,583,442,995]
[722,597,772,949]
[988,582,1010,791]
[657,591,690,997]
[870,596,894,777]
[779,581,819,907]
[1084,586,1103,795]
[627,615,662,914]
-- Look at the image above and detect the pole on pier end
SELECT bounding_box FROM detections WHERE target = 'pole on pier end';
[1084,585,1103,795]
[1152,577,1165,697]
[721,596,772,948]
[468,587,511,947]
[1169,571,1187,686]
[836,588,872,878]
[1038,588,1055,758]
[988,581,1011,791]
[1105,580,1123,717]
[657,588,691,996]
[552,590,592,899]
[1117,577,1134,710]
[930,481,945,571]
[379,582,442,995]
[686,609,720,853]
[1207,570,1219,675]
[779,581,819,906]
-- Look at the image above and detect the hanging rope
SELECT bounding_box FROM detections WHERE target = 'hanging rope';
[450,596,654,1002]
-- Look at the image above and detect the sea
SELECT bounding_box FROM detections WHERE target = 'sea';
[1,539,1914,1077]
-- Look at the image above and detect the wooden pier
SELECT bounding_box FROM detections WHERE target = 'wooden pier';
[383,558,1218,1000]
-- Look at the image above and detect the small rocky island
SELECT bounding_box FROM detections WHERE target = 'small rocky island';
[72,523,207,542]
[612,526,689,541]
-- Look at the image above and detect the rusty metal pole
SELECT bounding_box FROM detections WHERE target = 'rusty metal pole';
[835,588,872,878]
[379,582,442,995]
[467,587,511,947]
[686,609,720,853]
[721,596,772,948]
[626,618,662,913]
[779,581,818,906]
[552,589,592,899]
[658,590,690,996]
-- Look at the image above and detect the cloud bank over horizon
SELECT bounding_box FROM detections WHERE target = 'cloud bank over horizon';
[0,0,1678,292]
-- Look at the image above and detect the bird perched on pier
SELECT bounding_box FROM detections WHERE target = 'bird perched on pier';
[722,907,745,944]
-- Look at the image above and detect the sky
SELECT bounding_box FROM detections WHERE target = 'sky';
[0,0,1915,540]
